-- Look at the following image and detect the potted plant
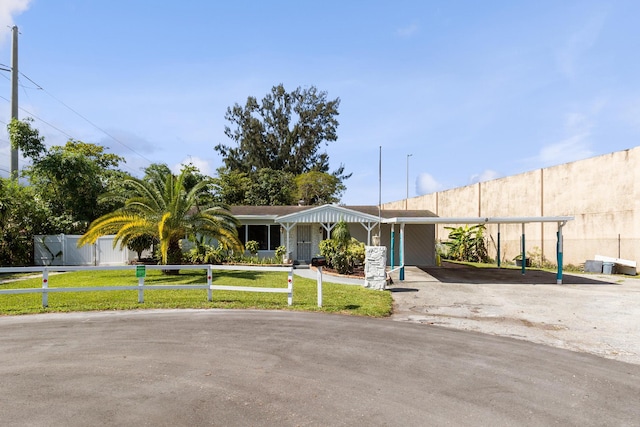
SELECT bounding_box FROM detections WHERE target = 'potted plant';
[513,254,531,267]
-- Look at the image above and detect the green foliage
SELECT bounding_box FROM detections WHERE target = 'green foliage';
[525,246,556,269]
[7,117,46,161]
[217,84,345,176]
[212,167,297,206]
[245,240,260,256]
[79,165,243,267]
[0,178,52,266]
[126,234,156,261]
[213,84,351,206]
[295,171,345,206]
[331,220,351,250]
[186,242,228,265]
[211,167,252,205]
[318,229,365,275]
[442,224,490,263]
[16,129,129,233]
[246,168,297,206]
[275,245,287,260]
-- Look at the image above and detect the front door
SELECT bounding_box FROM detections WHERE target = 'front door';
[296,225,312,262]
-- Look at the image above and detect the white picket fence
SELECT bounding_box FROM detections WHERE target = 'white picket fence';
[0,264,294,307]
[33,234,138,266]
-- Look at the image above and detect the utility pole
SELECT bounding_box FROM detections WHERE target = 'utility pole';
[10,25,19,178]
[405,154,412,209]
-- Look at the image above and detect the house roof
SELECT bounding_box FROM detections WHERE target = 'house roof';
[230,204,437,224]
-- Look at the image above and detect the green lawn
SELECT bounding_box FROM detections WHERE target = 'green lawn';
[0,269,392,317]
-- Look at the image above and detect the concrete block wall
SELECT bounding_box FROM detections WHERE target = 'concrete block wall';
[383,146,640,267]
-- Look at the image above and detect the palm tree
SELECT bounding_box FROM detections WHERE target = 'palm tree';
[79,168,243,267]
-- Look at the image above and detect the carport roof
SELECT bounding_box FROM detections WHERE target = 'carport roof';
[383,216,574,225]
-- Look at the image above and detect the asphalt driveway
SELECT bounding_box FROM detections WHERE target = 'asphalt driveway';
[390,265,640,365]
[1,309,639,426]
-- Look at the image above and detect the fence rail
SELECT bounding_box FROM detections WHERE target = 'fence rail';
[0,264,294,307]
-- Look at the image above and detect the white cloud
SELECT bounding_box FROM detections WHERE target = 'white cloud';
[555,11,605,78]
[0,0,31,47]
[173,156,212,176]
[416,172,443,195]
[469,169,501,184]
[536,134,594,167]
[531,109,597,168]
[396,23,419,38]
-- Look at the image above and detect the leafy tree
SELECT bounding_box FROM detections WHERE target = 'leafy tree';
[126,234,156,261]
[295,171,345,206]
[215,83,350,181]
[7,117,46,163]
[0,178,52,266]
[211,167,251,205]
[246,168,297,206]
[8,118,129,233]
[79,167,243,268]
[442,224,489,263]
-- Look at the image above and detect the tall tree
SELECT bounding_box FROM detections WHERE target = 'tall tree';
[0,178,52,266]
[8,118,129,233]
[79,167,243,266]
[295,171,345,206]
[215,84,350,181]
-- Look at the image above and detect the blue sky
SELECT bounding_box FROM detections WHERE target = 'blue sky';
[1,0,639,205]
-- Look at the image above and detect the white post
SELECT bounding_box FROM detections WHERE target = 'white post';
[138,277,144,303]
[207,265,213,301]
[317,266,323,307]
[42,268,49,307]
[287,269,293,306]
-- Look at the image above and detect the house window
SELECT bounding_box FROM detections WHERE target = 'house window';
[247,225,268,250]
[269,226,281,250]
[237,225,281,251]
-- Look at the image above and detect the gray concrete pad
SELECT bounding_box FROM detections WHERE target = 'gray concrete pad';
[1,309,639,426]
[390,265,640,365]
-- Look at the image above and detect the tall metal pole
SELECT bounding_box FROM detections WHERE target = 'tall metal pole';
[10,25,19,178]
[378,146,382,236]
[405,154,412,209]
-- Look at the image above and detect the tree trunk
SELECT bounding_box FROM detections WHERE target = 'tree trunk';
[162,238,182,275]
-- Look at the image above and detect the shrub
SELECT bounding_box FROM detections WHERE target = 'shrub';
[275,245,288,261]
[245,240,260,256]
[318,235,365,275]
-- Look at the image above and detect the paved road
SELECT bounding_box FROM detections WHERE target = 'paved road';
[1,309,639,426]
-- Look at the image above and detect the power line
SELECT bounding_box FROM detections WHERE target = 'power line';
[39,87,155,165]
[0,94,74,139]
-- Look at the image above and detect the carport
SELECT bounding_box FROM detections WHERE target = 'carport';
[384,216,574,284]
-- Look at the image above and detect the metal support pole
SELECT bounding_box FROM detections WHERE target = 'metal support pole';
[406,154,412,209]
[521,223,526,275]
[390,225,395,269]
[557,223,564,285]
[400,223,405,281]
[497,224,501,268]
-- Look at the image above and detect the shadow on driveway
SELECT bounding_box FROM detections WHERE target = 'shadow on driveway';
[419,263,617,285]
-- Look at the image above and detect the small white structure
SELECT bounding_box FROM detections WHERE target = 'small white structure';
[34,234,136,266]
[364,246,387,290]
